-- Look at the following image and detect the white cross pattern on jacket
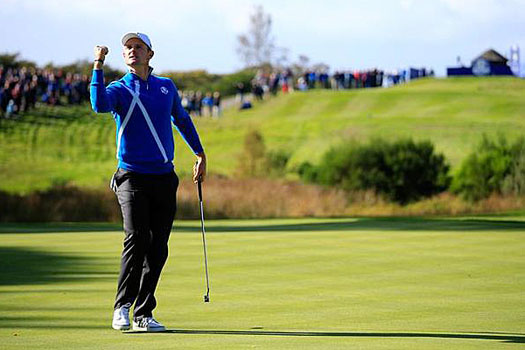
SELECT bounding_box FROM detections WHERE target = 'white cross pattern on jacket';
[116,80,169,163]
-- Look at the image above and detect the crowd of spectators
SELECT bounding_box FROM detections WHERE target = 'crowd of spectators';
[329,68,433,89]
[1,61,434,119]
[180,90,222,118]
[241,66,434,105]
[0,65,90,118]
[330,69,385,89]
[250,69,295,99]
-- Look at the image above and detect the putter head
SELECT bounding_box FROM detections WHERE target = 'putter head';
[204,295,210,303]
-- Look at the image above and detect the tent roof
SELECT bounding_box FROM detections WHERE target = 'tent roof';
[473,49,508,63]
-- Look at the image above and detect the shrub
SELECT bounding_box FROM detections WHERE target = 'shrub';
[236,130,291,178]
[453,135,525,200]
[297,161,317,182]
[503,148,525,195]
[299,138,451,204]
[266,149,291,177]
[236,130,267,177]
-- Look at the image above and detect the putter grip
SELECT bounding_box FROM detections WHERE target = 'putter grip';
[195,160,203,201]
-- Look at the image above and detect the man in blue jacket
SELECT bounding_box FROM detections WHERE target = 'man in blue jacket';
[91,32,206,332]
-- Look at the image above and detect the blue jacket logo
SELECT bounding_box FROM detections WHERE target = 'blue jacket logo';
[160,86,168,95]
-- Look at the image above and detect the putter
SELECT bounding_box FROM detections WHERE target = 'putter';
[197,175,211,303]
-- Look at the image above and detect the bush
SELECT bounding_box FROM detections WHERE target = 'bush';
[503,148,525,195]
[299,138,451,204]
[297,161,317,182]
[236,130,291,178]
[453,135,525,200]
[266,149,291,177]
[236,130,267,177]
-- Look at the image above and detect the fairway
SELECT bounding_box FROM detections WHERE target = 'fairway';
[1,217,524,349]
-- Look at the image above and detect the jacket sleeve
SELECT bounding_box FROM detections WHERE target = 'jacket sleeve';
[170,82,204,154]
[90,69,119,113]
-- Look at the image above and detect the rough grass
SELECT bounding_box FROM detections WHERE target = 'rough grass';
[0,217,524,349]
[2,178,525,222]
[1,77,524,194]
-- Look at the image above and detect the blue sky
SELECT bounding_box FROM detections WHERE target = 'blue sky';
[1,0,524,75]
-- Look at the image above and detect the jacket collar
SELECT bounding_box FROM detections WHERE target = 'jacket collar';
[124,66,154,84]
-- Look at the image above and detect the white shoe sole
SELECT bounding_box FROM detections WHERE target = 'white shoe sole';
[133,324,166,332]
[112,323,130,331]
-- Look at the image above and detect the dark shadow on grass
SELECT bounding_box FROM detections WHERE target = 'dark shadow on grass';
[0,315,107,329]
[3,320,523,343]
[181,218,525,233]
[0,247,114,286]
[1,217,524,234]
[0,222,122,234]
[125,329,525,344]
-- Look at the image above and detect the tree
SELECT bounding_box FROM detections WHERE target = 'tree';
[312,62,330,73]
[273,47,290,69]
[0,52,37,69]
[290,54,310,75]
[236,5,275,67]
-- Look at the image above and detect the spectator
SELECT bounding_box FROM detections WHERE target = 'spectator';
[297,77,308,91]
[212,91,221,118]
[235,82,245,105]
[201,92,213,117]
[188,90,196,116]
[240,98,252,110]
[180,91,190,114]
[194,91,203,117]
[283,68,293,93]
[252,79,264,100]
[269,72,280,95]
[1,81,11,115]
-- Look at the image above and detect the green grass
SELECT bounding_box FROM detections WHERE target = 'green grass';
[1,76,525,193]
[1,217,524,349]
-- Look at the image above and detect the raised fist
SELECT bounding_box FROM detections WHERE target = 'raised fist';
[94,45,109,61]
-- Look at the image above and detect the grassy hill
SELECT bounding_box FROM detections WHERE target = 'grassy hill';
[1,76,524,193]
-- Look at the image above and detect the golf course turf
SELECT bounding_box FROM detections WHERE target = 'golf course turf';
[1,217,524,349]
[2,77,525,194]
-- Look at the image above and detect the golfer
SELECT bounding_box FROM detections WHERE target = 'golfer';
[90,32,206,332]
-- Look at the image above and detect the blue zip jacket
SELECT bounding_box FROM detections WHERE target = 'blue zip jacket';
[90,69,204,174]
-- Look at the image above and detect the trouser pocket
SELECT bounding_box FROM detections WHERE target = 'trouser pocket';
[110,170,118,193]
[110,168,131,193]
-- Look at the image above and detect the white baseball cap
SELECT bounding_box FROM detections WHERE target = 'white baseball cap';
[121,32,152,50]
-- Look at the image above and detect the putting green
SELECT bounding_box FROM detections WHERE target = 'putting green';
[0,217,524,349]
